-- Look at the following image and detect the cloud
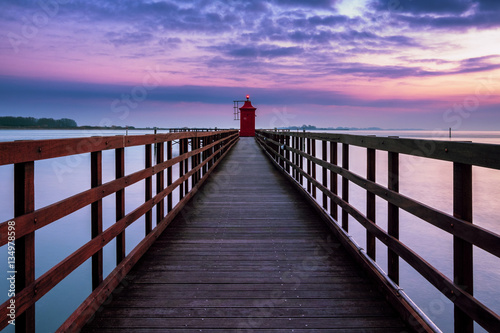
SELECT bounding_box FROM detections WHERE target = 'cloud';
[271,0,339,8]
[105,31,154,47]
[370,0,500,29]
[0,75,451,110]
[372,0,472,15]
[210,43,304,59]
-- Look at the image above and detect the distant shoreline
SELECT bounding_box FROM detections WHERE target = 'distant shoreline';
[277,126,424,131]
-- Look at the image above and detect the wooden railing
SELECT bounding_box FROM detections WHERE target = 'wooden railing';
[0,129,239,332]
[256,129,500,333]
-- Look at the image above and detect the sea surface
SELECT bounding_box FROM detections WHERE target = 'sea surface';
[1,129,499,332]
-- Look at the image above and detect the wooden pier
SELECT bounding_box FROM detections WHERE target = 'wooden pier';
[81,137,409,332]
[1,129,500,332]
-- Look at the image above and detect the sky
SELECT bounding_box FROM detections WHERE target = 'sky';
[0,0,499,130]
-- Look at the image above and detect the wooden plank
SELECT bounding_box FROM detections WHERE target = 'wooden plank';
[14,161,35,333]
[91,151,103,290]
[453,162,473,333]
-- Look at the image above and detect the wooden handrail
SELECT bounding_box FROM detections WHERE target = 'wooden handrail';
[260,131,500,170]
[256,130,500,333]
[0,130,239,331]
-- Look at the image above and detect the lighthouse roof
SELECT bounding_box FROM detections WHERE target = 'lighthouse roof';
[239,100,256,111]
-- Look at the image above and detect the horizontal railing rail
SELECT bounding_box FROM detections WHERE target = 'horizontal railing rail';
[256,129,500,333]
[0,129,239,332]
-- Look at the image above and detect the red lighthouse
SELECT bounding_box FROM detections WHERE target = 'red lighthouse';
[239,95,257,137]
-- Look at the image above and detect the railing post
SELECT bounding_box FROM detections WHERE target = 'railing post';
[330,141,338,221]
[294,136,298,181]
[367,148,376,260]
[453,162,473,333]
[299,136,304,185]
[14,161,35,333]
[91,151,103,290]
[388,151,399,284]
[307,138,311,193]
[208,135,213,170]
[184,138,189,196]
[322,140,328,210]
[279,134,284,168]
[192,137,198,185]
[156,142,164,226]
[167,141,173,213]
[311,139,317,199]
[202,136,208,175]
[285,135,291,174]
[342,143,349,232]
[115,147,125,264]
[179,139,185,200]
[145,144,152,234]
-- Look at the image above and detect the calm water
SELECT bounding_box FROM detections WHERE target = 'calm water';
[1,129,499,332]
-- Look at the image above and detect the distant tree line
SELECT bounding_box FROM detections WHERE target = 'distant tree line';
[0,116,77,128]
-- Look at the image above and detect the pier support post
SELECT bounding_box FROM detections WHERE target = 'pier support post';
[145,144,152,234]
[388,151,399,284]
[453,162,473,333]
[366,148,376,260]
[322,140,328,210]
[167,141,173,212]
[341,143,349,232]
[91,151,103,290]
[116,148,125,265]
[156,142,165,225]
[14,161,35,333]
[330,141,338,221]
[179,139,186,200]
[307,138,311,193]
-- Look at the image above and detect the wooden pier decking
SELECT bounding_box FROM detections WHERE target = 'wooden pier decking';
[82,137,410,332]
